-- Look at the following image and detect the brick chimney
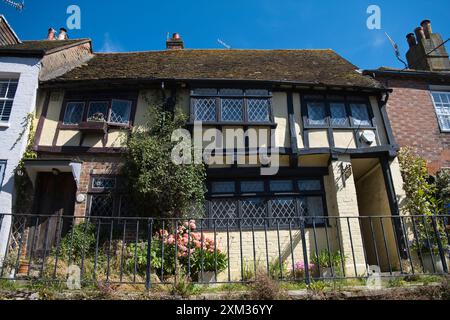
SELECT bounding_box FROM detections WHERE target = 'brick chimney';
[166,33,184,50]
[406,19,450,71]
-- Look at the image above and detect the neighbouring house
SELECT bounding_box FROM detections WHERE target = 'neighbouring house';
[0,16,93,265]
[364,19,450,175]
[22,32,413,280]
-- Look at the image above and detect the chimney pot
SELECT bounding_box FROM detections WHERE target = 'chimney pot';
[166,32,184,50]
[47,28,56,41]
[406,33,417,48]
[57,28,68,40]
[420,19,432,39]
[414,26,425,43]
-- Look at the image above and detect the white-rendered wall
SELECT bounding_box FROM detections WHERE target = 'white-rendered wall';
[0,56,41,267]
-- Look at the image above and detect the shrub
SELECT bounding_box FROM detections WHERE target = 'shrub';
[269,259,288,280]
[290,261,315,280]
[189,249,228,275]
[59,221,96,263]
[312,250,345,269]
[249,272,285,300]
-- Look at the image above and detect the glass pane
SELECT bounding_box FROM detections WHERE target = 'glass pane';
[211,181,235,194]
[432,93,441,103]
[246,89,269,96]
[92,177,116,189]
[302,197,325,225]
[209,199,238,228]
[440,93,449,103]
[241,198,266,228]
[270,197,298,226]
[110,100,131,124]
[248,99,270,122]
[438,114,450,131]
[6,81,18,99]
[193,88,217,96]
[63,102,84,125]
[194,98,216,121]
[87,101,108,122]
[298,179,322,191]
[351,103,371,126]
[270,180,294,192]
[307,102,326,125]
[219,88,243,96]
[90,195,114,217]
[221,99,243,122]
[0,80,18,99]
[330,102,348,126]
[0,100,13,122]
[241,181,265,193]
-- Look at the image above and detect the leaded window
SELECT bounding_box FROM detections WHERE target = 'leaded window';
[330,102,348,126]
[0,79,18,123]
[307,102,327,126]
[204,177,327,229]
[87,175,128,217]
[431,91,450,132]
[87,101,109,122]
[350,103,371,127]
[192,88,272,123]
[110,99,132,124]
[63,102,85,125]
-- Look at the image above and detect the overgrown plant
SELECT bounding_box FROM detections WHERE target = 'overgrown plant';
[59,221,96,263]
[123,100,206,219]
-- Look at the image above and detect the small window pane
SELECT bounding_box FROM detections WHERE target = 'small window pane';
[307,102,327,125]
[90,195,114,217]
[298,180,322,191]
[0,100,13,122]
[0,80,18,99]
[194,98,216,121]
[351,103,371,126]
[431,92,450,131]
[87,102,108,122]
[302,197,325,225]
[241,181,265,193]
[221,99,244,122]
[211,181,235,194]
[330,102,348,126]
[63,102,84,125]
[241,198,266,228]
[219,88,243,96]
[110,99,131,124]
[246,89,269,96]
[270,180,294,192]
[248,99,270,122]
[193,88,217,96]
[270,197,297,226]
[209,199,238,228]
[92,177,116,189]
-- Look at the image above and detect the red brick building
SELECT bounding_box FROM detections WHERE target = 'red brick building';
[364,20,450,174]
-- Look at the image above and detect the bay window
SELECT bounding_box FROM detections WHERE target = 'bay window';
[430,91,450,132]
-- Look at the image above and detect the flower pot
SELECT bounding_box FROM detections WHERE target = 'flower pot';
[199,271,216,283]
[320,267,334,279]
[422,253,450,274]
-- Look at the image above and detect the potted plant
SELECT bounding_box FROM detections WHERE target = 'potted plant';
[191,249,228,283]
[290,261,315,280]
[312,250,345,278]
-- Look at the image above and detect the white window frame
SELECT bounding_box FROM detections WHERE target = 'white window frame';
[430,91,450,133]
[0,79,19,124]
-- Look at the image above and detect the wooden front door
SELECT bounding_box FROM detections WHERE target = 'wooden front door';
[29,172,77,254]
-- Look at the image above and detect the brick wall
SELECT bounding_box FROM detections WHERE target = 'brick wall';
[383,77,450,174]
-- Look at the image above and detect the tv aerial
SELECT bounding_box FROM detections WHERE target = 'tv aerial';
[217,38,231,49]
[385,32,408,68]
[2,0,24,11]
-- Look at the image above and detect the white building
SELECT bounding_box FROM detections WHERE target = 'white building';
[0,16,93,265]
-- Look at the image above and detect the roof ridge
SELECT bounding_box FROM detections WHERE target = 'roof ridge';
[95,48,335,55]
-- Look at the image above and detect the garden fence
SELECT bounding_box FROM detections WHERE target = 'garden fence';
[0,213,448,288]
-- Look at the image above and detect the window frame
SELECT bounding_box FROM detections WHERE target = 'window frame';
[87,175,128,218]
[0,78,19,123]
[190,88,275,125]
[61,97,134,129]
[0,160,6,191]
[430,90,450,133]
[303,94,375,129]
[205,177,328,230]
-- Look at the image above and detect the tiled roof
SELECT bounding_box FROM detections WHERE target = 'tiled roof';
[0,39,91,56]
[47,49,384,89]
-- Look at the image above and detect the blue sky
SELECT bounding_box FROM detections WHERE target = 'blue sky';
[1,0,449,69]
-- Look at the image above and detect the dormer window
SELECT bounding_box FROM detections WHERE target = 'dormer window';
[191,88,273,124]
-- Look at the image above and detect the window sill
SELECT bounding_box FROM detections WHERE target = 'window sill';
[0,123,10,128]
[187,122,277,128]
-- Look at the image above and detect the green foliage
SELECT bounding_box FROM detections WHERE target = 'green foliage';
[398,147,440,216]
[123,102,206,218]
[312,250,345,269]
[269,259,288,280]
[189,249,228,274]
[59,221,96,263]
[436,169,450,207]
[14,113,37,213]
[398,148,448,254]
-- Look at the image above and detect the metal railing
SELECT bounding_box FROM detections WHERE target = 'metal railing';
[0,213,448,288]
